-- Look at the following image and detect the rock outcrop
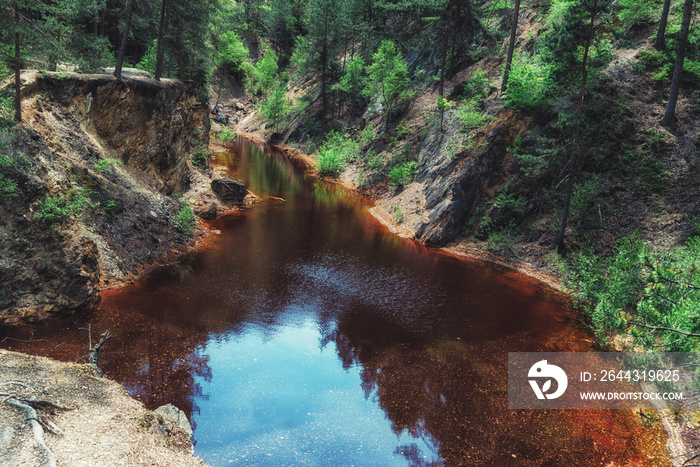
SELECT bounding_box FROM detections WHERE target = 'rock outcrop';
[0,71,229,323]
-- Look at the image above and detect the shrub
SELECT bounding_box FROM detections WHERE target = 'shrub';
[36,188,95,226]
[454,101,494,131]
[365,40,413,117]
[561,235,700,350]
[317,131,360,176]
[388,161,417,187]
[449,69,490,101]
[636,49,667,70]
[260,85,288,131]
[0,174,17,197]
[504,54,554,113]
[93,158,122,172]
[217,31,250,74]
[218,129,237,143]
[616,0,657,27]
[103,199,117,218]
[173,203,196,237]
[192,143,210,167]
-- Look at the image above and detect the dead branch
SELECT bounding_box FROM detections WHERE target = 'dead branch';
[87,328,112,377]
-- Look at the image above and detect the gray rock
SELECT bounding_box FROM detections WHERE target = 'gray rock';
[154,404,193,437]
[211,176,247,203]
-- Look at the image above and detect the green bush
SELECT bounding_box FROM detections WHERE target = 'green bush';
[564,235,700,351]
[455,101,494,131]
[260,85,288,131]
[0,174,17,197]
[317,131,360,176]
[504,54,554,113]
[636,49,667,70]
[93,158,123,172]
[388,161,417,187]
[218,129,237,143]
[36,188,95,226]
[616,0,657,28]
[173,203,196,237]
[251,48,279,96]
[192,143,210,167]
[217,31,250,74]
[449,69,490,101]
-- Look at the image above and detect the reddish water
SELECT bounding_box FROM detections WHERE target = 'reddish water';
[0,138,669,466]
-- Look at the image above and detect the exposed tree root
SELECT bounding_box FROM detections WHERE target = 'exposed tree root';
[4,396,58,467]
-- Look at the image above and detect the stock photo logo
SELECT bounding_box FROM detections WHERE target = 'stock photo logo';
[528,360,568,400]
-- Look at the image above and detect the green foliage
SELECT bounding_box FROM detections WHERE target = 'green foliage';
[504,54,554,113]
[0,174,18,198]
[570,174,604,227]
[449,70,490,101]
[454,101,494,131]
[260,84,289,131]
[614,150,667,193]
[365,40,413,117]
[389,204,404,223]
[103,199,117,218]
[192,143,210,167]
[217,31,251,74]
[636,49,668,70]
[486,225,515,254]
[359,127,376,144]
[252,48,279,96]
[218,129,237,143]
[335,56,366,108]
[93,159,123,172]
[173,202,196,237]
[615,0,657,28]
[388,161,417,188]
[564,236,700,351]
[436,96,452,114]
[481,189,526,233]
[35,188,95,226]
[316,130,360,176]
[0,95,14,128]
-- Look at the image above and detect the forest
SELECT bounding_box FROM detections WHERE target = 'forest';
[1,0,700,369]
[3,0,700,465]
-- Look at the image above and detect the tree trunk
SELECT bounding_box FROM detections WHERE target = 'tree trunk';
[654,0,672,50]
[114,0,136,79]
[555,0,598,253]
[321,6,329,114]
[661,0,692,128]
[14,6,21,123]
[155,0,168,80]
[321,10,328,113]
[99,9,106,36]
[501,0,521,93]
[438,0,453,98]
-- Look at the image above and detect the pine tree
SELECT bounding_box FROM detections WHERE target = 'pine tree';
[501,0,521,93]
[654,0,672,50]
[114,0,135,78]
[661,0,693,128]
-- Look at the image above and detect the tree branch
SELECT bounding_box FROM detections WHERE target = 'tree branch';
[633,322,700,338]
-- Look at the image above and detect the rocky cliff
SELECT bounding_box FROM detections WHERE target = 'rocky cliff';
[0,72,230,323]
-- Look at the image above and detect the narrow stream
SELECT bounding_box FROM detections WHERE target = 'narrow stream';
[1,138,668,465]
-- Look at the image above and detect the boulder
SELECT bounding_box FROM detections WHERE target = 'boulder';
[211,176,247,203]
[194,202,218,220]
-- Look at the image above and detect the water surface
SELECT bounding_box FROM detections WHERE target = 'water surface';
[0,138,668,466]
